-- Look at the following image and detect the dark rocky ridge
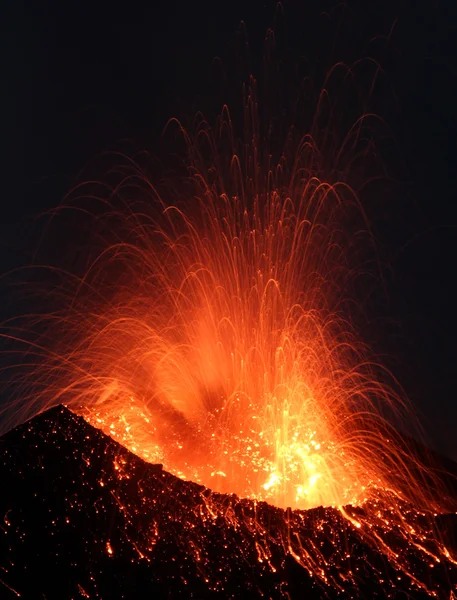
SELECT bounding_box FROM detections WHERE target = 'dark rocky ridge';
[0,406,456,599]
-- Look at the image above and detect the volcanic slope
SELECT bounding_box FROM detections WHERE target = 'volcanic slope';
[0,406,456,599]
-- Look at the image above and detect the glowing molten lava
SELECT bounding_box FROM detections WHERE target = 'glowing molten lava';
[61,106,415,511]
[77,173,396,511]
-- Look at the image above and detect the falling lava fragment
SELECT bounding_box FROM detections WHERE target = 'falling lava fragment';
[0,406,456,599]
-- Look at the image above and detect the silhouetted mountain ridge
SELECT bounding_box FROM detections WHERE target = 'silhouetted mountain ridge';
[0,405,456,599]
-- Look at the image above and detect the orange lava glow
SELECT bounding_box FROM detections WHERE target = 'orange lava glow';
[72,129,396,510]
[58,88,435,512]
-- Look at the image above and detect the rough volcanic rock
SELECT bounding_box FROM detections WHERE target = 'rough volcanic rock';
[0,406,456,599]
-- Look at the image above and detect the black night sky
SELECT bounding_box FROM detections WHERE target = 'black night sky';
[2,0,457,462]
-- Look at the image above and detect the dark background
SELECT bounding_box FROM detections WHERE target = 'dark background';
[1,1,456,459]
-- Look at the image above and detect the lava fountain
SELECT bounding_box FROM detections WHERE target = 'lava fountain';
[1,29,456,596]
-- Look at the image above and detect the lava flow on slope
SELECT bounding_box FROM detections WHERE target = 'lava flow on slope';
[0,405,456,599]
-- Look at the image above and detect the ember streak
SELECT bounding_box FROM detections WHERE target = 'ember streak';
[1,18,457,598]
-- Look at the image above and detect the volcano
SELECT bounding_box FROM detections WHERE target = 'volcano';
[0,406,456,599]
